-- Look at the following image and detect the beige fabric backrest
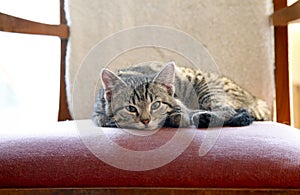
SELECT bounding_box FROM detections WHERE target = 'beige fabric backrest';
[65,0,274,119]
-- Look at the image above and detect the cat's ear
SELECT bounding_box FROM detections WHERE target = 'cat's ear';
[100,68,127,101]
[153,61,176,96]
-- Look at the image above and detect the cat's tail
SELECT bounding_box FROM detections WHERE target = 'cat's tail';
[249,98,271,121]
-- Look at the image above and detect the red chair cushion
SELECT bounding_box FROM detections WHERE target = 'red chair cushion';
[0,121,299,188]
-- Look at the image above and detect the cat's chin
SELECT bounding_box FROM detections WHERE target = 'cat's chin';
[118,124,161,131]
[141,126,161,131]
[122,127,160,136]
[116,120,166,131]
[138,123,165,131]
[127,126,160,131]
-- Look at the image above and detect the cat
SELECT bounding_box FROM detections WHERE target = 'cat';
[92,61,270,130]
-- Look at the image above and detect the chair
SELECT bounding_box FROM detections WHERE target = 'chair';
[0,0,300,194]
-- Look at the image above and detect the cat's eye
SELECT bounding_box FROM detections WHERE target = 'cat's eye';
[151,101,161,110]
[125,105,137,113]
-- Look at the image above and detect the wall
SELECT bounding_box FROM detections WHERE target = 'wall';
[65,0,275,119]
[289,23,300,128]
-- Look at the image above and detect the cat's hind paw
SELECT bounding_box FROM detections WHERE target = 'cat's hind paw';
[225,109,254,127]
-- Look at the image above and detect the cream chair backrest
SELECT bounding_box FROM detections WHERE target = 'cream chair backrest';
[65,0,274,119]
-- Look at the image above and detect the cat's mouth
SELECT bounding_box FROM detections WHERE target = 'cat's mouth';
[140,120,165,131]
[115,118,165,131]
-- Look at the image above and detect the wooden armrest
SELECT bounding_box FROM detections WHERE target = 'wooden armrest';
[272,0,300,26]
[0,12,69,39]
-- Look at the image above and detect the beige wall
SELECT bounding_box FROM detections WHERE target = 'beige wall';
[289,24,300,85]
[66,0,275,119]
[289,23,300,128]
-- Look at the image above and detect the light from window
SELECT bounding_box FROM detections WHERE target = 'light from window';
[0,0,60,133]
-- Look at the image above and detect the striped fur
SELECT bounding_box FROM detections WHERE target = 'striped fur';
[93,61,270,129]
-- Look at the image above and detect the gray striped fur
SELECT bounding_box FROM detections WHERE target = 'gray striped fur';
[93,61,270,130]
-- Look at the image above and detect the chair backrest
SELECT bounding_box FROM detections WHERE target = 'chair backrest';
[1,0,298,124]
[65,0,275,120]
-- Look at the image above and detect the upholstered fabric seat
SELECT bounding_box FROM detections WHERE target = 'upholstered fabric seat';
[0,0,300,194]
[1,121,299,189]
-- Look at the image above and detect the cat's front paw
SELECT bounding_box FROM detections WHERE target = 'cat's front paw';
[92,115,118,127]
[165,112,190,128]
[192,112,225,128]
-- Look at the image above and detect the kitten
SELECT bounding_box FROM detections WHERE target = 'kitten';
[93,61,270,130]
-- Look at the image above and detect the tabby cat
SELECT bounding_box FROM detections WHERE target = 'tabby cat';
[92,61,270,130]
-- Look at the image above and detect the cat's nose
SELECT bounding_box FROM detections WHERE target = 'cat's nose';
[141,119,150,125]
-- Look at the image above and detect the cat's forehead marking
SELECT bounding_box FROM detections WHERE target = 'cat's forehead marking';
[128,82,158,105]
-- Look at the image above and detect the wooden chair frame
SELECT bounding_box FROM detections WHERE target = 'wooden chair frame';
[0,0,298,124]
[0,0,71,121]
[0,0,299,194]
[272,0,300,125]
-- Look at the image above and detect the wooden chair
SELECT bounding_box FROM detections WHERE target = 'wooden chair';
[0,0,300,194]
[1,0,299,124]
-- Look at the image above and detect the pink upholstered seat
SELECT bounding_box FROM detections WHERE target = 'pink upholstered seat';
[0,121,299,188]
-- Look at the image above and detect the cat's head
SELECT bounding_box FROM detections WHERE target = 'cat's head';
[100,62,177,130]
